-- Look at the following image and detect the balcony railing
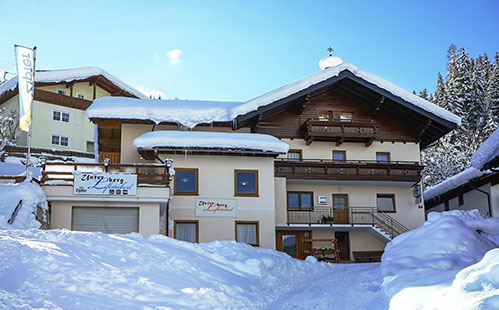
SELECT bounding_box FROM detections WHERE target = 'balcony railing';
[286,206,409,239]
[275,159,423,182]
[302,118,378,145]
[41,162,170,187]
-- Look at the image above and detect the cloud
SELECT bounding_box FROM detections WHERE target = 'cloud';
[166,49,182,65]
[136,87,166,99]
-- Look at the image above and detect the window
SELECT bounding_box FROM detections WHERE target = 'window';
[376,152,390,163]
[287,149,302,161]
[340,112,353,122]
[377,194,396,212]
[174,220,199,243]
[51,134,70,147]
[86,141,94,153]
[333,150,346,162]
[318,111,332,121]
[174,168,198,195]
[235,221,259,246]
[287,191,313,210]
[77,93,85,99]
[52,110,70,123]
[234,170,258,196]
[57,89,66,95]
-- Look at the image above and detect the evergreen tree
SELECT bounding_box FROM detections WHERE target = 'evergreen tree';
[487,51,499,125]
[434,72,447,109]
[418,88,428,100]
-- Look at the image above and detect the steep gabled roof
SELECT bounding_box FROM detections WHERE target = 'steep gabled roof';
[471,128,499,171]
[0,67,147,103]
[234,63,460,148]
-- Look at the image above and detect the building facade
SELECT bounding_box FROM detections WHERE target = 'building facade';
[0,67,146,153]
[42,58,460,261]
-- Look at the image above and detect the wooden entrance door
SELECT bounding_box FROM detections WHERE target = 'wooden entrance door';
[335,231,350,261]
[333,194,349,224]
[276,231,311,260]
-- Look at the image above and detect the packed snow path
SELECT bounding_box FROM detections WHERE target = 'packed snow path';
[265,263,387,310]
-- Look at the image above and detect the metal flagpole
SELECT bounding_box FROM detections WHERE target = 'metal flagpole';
[25,47,36,180]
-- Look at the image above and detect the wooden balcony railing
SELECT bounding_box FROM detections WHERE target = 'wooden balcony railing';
[41,162,170,187]
[286,207,409,239]
[275,159,423,182]
[302,118,378,146]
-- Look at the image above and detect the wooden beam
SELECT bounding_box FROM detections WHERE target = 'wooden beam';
[66,81,75,89]
[416,119,432,138]
[250,114,263,133]
[336,137,344,146]
[296,94,310,114]
[365,138,374,147]
[370,96,385,117]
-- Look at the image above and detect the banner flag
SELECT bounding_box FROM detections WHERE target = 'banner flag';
[14,45,36,132]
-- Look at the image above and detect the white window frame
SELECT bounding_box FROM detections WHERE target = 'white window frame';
[76,92,86,99]
[51,134,70,147]
[52,109,71,124]
[57,89,66,96]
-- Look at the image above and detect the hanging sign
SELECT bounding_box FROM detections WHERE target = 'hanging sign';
[73,171,137,195]
[195,198,237,217]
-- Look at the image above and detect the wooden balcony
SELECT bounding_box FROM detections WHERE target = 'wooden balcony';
[302,118,378,146]
[275,159,423,182]
[41,162,170,187]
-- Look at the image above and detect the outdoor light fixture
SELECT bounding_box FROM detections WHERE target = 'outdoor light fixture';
[165,158,173,168]
[103,158,111,167]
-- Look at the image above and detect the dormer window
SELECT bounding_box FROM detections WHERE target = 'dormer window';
[340,112,353,122]
[318,111,332,121]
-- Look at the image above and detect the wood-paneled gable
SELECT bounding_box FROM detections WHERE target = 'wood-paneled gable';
[255,87,420,143]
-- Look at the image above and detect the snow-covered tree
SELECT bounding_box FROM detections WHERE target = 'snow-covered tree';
[0,108,19,147]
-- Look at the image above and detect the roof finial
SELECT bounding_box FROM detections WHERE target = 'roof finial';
[327,46,333,56]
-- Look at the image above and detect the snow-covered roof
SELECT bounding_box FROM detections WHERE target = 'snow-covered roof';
[133,131,290,154]
[232,63,461,125]
[471,128,499,170]
[424,167,489,201]
[87,97,242,129]
[86,62,460,129]
[0,67,147,99]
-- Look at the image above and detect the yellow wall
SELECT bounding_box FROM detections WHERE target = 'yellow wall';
[0,82,112,152]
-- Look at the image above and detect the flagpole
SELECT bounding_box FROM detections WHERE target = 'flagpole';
[25,47,36,181]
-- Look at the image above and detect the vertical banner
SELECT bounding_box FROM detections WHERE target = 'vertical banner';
[14,45,36,132]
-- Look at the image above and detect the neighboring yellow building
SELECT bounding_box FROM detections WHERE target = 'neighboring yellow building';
[41,57,460,262]
[0,67,146,153]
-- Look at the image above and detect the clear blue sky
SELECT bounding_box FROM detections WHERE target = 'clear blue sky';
[1,0,498,101]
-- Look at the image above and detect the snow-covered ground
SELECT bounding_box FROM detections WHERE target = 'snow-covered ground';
[0,182,497,310]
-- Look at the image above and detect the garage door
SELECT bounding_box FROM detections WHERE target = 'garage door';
[72,207,139,234]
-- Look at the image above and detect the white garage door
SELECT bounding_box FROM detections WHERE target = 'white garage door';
[72,207,139,234]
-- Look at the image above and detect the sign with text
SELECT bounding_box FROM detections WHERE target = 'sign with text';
[14,45,36,132]
[195,198,237,217]
[73,172,137,196]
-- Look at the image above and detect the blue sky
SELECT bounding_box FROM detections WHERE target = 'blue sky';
[1,0,498,101]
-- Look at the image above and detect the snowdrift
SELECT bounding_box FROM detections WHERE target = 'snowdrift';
[0,180,47,230]
[381,210,499,309]
[0,229,335,310]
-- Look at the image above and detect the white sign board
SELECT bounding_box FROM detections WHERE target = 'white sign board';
[73,172,137,196]
[195,198,237,217]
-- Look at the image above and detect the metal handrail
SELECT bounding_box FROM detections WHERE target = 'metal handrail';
[286,206,410,239]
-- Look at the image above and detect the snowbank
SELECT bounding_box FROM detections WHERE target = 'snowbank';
[0,67,146,99]
[471,128,499,170]
[133,130,290,153]
[0,181,47,229]
[0,229,343,310]
[424,167,488,200]
[381,210,499,309]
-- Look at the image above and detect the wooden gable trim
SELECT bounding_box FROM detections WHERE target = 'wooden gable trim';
[34,89,93,110]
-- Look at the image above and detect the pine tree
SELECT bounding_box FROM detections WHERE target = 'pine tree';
[434,72,447,109]
[487,51,499,125]
[418,88,428,100]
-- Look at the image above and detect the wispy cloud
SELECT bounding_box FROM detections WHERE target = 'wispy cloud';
[166,49,182,65]
[136,86,166,99]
